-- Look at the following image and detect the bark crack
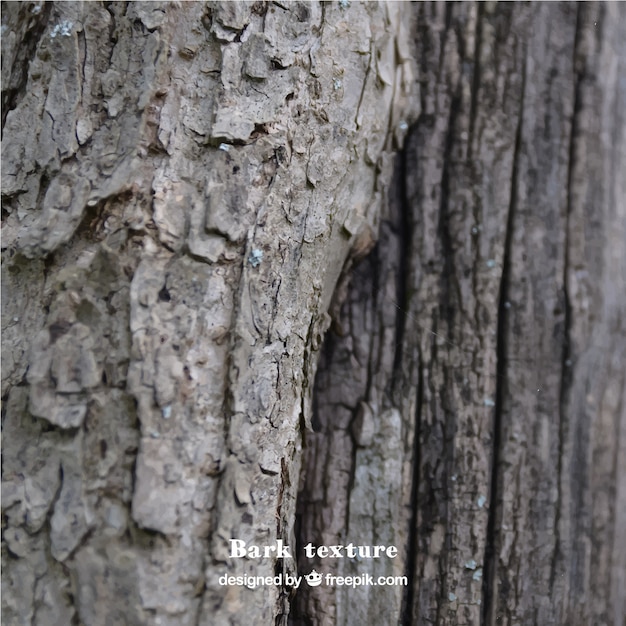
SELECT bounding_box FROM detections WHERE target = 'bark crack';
[436,78,464,374]
[433,85,460,621]
[468,3,484,160]
[353,50,372,130]
[551,2,583,593]
[481,38,527,626]
[391,129,413,392]
[402,352,423,626]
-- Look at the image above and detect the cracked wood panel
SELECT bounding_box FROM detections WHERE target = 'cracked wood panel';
[295,3,625,626]
[1,2,417,624]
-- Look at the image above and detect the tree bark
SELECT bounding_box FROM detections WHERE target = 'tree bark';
[2,2,625,626]
[295,2,626,626]
[2,1,415,624]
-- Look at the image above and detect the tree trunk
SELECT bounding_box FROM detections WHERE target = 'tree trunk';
[296,3,626,625]
[2,1,415,624]
[2,2,624,626]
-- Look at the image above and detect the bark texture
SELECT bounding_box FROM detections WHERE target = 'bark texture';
[1,2,415,624]
[295,3,626,626]
[2,2,625,626]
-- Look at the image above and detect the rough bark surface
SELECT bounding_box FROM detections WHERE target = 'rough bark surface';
[1,2,415,624]
[295,3,626,626]
[2,2,625,626]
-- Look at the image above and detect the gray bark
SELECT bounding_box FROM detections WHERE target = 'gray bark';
[1,1,415,624]
[295,2,626,626]
[2,2,625,626]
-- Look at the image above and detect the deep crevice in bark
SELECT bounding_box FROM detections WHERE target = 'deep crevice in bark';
[402,354,423,626]
[468,3,484,160]
[551,4,582,593]
[392,130,414,395]
[481,44,526,626]
[434,92,462,622]
[437,96,462,340]
[384,126,419,626]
